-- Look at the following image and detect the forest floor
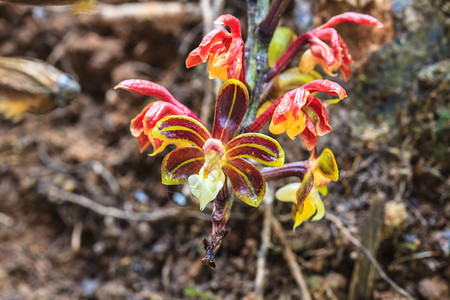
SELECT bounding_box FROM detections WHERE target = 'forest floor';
[0,1,448,299]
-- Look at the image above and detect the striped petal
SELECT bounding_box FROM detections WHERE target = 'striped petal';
[212,79,248,143]
[222,158,266,207]
[161,147,205,185]
[152,115,211,149]
[225,133,284,167]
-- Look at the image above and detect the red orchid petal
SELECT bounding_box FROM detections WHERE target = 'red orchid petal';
[185,48,204,68]
[196,29,231,60]
[130,104,152,137]
[314,28,343,59]
[300,116,318,151]
[137,132,152,153]
[222,158,266,207]
[225,133,284,167]
[212,79,248,143]
[339,46,353,81]
[272,94,293,124]
[302,79,347,99]
[225,38,244,79]
[161,147,205,184]
[306,96,332,135]
[215,14,242,38]
[153,115,211,149]
[319,12,384,29]
[141,102,183,135]
[308,34,338,67]
[292,88,308,115]
[116,80,176,104]
[131,102,185,153]
[115,79,191,114]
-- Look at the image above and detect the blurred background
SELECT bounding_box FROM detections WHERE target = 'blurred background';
[0,0,448,299]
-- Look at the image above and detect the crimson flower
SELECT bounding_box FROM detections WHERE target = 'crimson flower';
[186,14,245,82]
[115,80,199,155]
[299,12,383,81]
[152,80,284,209]
[269,79,347,150]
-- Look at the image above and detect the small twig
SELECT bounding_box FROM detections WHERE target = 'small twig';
[95,2,201,23]
[254,188,274,299]
[71,221,83,252]
[272,217,312,300]
[46,186,211,222]
[325,212,414,300]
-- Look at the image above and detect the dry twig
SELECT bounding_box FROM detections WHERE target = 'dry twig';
[272,217,312,300]
[46,186,211,222]
[254,188,274,299]
[325,212,414,300]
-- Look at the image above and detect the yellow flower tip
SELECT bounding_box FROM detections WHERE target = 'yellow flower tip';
[314,148,339,182]
[269,118,288,136]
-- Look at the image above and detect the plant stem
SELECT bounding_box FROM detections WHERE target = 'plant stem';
[243,0,271,128]
[258,0,292,37]
[202,183,233,269]
[262,161,310,181]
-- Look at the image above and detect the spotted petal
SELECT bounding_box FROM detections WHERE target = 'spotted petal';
[225,133,284,167]
[153,115,211,149]
[222,158,266,207]
[161,147,205,185]
[212,79,248,143]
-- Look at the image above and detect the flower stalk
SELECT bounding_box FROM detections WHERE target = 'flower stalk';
[202,184,232,269]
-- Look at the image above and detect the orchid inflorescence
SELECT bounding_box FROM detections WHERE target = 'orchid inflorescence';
[116,8,382,267]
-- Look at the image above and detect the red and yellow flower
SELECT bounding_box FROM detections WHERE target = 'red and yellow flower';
[269,79,347,150]
[299,12,383,81]
[186,14,245,82]
[275,148,338,230]
[152,79,284,209]
[115,79,199,155]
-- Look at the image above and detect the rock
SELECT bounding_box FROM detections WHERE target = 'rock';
[418,276,450,300]
[384,200,409,238]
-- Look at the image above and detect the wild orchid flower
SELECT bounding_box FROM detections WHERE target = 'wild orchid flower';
[152,79,284,210]
[267,12,383,82]
[115,80,200,155]
[299,13,383,81]
[275,148,338,230]
[185,14,245,82]
[269,79,347,150]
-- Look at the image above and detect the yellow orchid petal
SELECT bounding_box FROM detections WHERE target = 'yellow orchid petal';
[309,188,325,221]
[269,117,289,135]
[275,182,301,203]
[293,197,316,230]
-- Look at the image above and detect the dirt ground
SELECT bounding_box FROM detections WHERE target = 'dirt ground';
[0,1,449,299]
